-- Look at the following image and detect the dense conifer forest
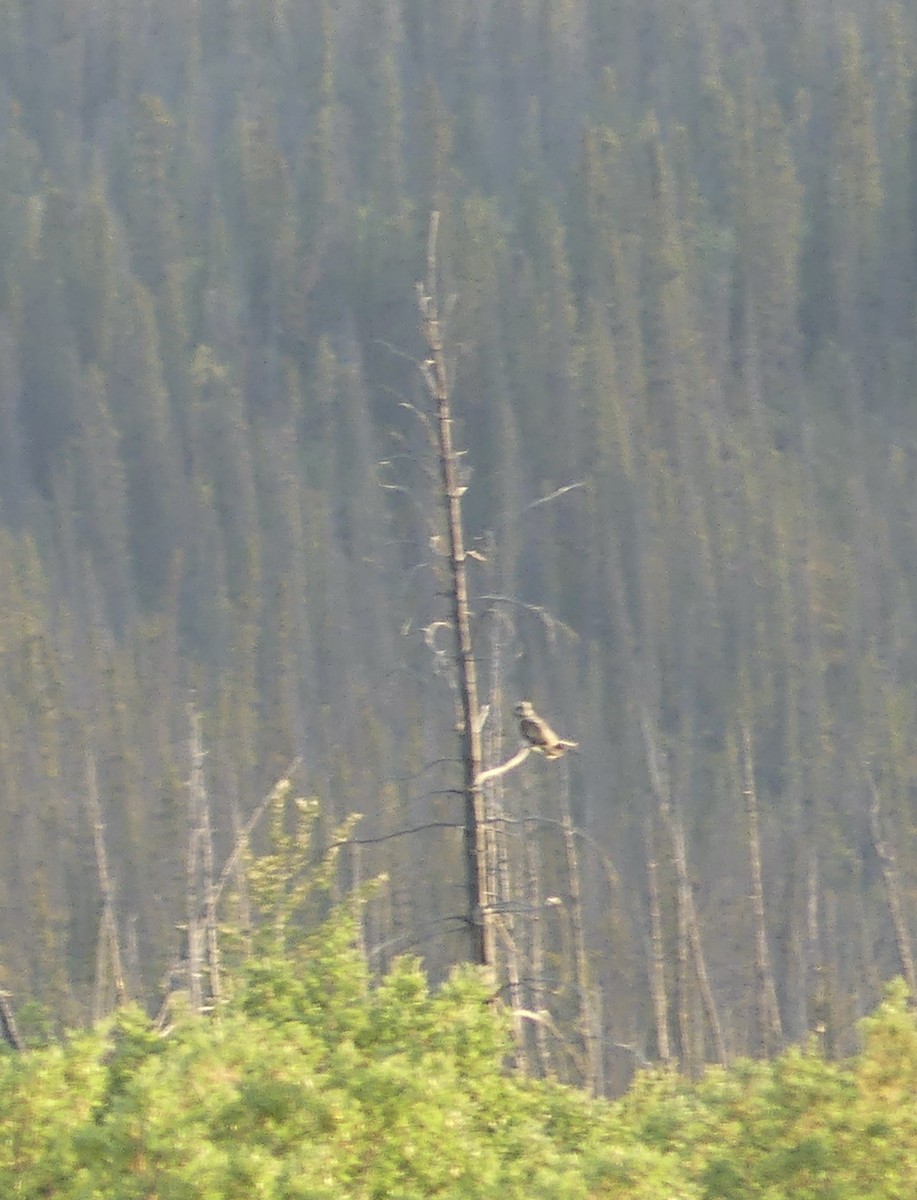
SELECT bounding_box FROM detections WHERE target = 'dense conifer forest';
[3,0,917,1096]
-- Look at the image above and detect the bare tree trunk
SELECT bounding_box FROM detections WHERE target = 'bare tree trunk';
[640,709,727,1065]
[560,769,603,1095]
[201,776,221,1008]
[126,913,140,996]
[0,992,24,1051]
[524,818,551,1077]
[673,808,696,1073]
[85,751,126,1017]
[493,912,527,1071]
[678,813,728,1065]
[795,393,827,1040]
[230,801,253,958]
[186,843,203,1012]
[484,616,528,1071]
[781,678,811,1042]
[740,720,783,1053]
[213,766,298,907]
[492,827,524,1026]
[417,211,490,968]
[867,773,917,995]
[643,812,672,1063]
[351,841,368,962]
[189,704,221,1006]
[806,846,822,1038]
[601,502,722,1067]
[185,736,203,1012]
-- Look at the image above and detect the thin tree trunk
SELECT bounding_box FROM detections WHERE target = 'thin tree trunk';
[189,704,221,1006]
[602,507,720,1066]
[230,801,253,958]
[186,840,203,1012]
[806,846,822,1039]
[485,620,528,1071]
[93,917,109,1025]
[417,211,490,968]
[795,390,827,1040]
[867,773,917,995]
[351,841,367,962]
[185,746,203,1012]
[492,816,522,1016]
[643,812,672,1063]
[678,814,728,1065]
[560,771,603,1095]
[640,708,727,1064]
[740,720,784,1053]
[126,913,139,995]
[524,818,551,1077]
[85,751,126,1015]
[673,808,696,1073]
[213,765,298,908]
[0,992,24,1052]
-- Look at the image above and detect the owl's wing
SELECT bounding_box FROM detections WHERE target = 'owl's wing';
[520,714,554,749]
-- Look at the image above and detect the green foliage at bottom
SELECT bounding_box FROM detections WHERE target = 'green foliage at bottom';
[0,934,915,1199]
[618,977,917,1200]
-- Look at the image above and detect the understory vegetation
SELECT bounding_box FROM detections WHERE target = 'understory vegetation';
[3,814,916,1200]
[1,931,915,1199]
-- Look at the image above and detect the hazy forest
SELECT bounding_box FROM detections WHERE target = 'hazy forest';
[4,0,917,1101]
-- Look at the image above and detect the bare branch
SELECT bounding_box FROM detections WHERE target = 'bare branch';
[866,770,917,995]
[330,821,464,848]
[374,337,422,369]
[523,481,588,511]
[367,913,469,960]
[212,760,301,908]
[476,746,532,784]
[478,594,579,643]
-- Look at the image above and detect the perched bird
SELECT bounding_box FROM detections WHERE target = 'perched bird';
[514,701,578,759]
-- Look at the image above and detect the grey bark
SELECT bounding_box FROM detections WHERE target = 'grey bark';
[417,211,490,967]
[740,720,784,1053]
[86,751,127,1018]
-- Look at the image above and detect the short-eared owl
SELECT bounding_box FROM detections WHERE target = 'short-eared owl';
[514,701,578,759]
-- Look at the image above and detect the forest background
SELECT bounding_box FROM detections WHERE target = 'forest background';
[2,0,917,1091]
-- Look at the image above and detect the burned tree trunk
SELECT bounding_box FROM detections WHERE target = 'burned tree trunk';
[0,991,24,1052]
[416,212,491,968]
[86,751,127,1018]
[560,769,604,1095]
[640,707,727,1066]
[867,772,917,996]
[740,720,784,1054]
[188,704,221,1007]
[644,812,673,1063]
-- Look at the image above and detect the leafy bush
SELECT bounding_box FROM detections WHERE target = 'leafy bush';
[3,788,915,1200]
[2,946,917,1197]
